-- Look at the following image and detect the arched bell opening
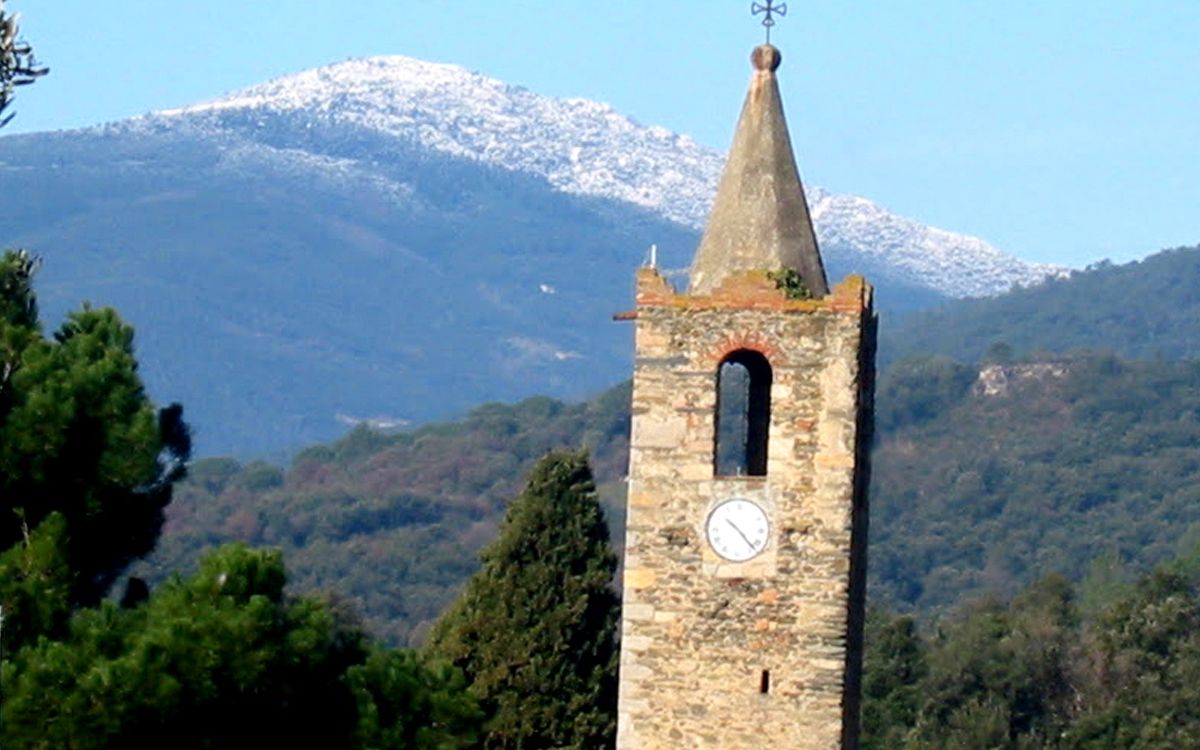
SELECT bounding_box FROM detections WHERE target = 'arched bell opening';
[714,349,772,477]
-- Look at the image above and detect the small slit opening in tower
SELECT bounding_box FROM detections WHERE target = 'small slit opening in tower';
[760,669,771,695]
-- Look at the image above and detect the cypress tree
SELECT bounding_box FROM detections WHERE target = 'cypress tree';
[425,449,620,749]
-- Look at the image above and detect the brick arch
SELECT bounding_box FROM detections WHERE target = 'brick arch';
[706,330,784,367]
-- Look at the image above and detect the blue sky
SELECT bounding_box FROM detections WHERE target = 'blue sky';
[5,1,1197,267]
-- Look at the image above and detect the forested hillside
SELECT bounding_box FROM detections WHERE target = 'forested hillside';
[883,244,1200,365]
[144,350,1200,644]
[861,557,1200,748]
[872,353,1200,613]
[140,388,632,645]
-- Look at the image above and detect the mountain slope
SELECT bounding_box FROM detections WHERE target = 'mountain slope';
[883,245,1200,366]
[5,123,691,456]
[871,353,1200,612]
[1,54,1058,456]
[156,55,1061,298]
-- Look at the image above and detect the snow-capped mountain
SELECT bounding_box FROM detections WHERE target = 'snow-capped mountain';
[153,55,1063,298]
[0,53,1067,456]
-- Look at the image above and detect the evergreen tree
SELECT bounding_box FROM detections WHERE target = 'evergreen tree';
[1,545,356,748]
[348,649,483,750]
[0,512,70,655]
[0,0,48,128]
[0,250,191,650]
[860,611,927,750]
[425,450,620,749]
[1,543,482,749]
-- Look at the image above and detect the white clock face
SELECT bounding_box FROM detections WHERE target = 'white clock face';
[706,498,770,562]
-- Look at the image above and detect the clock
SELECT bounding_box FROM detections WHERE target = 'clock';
[706,498,770,562]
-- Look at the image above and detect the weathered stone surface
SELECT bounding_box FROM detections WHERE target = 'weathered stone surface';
[625,568,659,590]
[688,45,829,298]
[616,268,875,750]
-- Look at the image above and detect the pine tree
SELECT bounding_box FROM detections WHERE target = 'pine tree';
[1,543,482,749]
[0,251,191,650]
[0,0,48,128]
[425,450,620,749]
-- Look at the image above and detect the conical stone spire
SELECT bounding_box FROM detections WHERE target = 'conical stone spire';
[688,44,829,297]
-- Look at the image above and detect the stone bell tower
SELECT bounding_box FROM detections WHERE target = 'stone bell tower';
[615,43,876,750]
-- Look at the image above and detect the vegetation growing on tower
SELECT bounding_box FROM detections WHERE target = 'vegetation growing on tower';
[767,267,815,300]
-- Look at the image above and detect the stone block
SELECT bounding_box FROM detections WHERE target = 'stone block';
[625,568,658,590]
[632,414,688,449]
[624,603,656,622]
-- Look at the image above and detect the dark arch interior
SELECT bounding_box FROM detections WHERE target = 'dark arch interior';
[714,349,772,477]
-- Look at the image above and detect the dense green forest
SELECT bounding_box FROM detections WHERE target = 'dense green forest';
[872,353,1200,613]
[882,244,1200,365]
[142,349,1200,644]
[135,243,1200,642]
[861,552,1200,749]
[1,457,618,749]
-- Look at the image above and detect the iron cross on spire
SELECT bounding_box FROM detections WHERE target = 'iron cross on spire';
[751,0,787,43]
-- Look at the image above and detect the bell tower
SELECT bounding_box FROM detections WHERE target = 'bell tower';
[615,42,876,750]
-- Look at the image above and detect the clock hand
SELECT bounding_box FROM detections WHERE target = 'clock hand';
[725,518,757,551]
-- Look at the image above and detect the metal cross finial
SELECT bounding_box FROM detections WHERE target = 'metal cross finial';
[751,1,788,42]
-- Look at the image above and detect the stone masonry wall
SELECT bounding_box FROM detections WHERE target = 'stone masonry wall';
[616,269,874,750]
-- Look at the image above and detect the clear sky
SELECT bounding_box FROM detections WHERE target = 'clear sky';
[4,1,1198,267]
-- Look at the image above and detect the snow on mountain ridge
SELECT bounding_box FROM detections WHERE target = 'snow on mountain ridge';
[154,54,1065,298]
[810,194,1064,298]
[156,56,720,230]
